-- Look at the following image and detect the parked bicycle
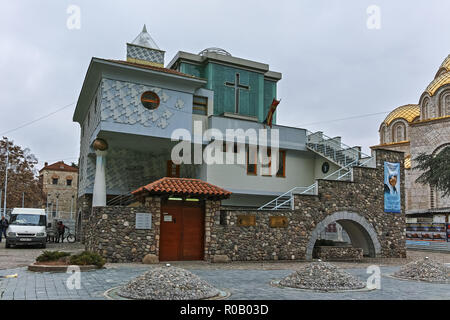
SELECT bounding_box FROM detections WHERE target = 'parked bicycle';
[63,227,76,243]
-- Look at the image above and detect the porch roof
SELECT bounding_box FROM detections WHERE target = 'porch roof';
[132,177,232,200]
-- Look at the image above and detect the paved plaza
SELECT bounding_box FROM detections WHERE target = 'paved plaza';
[0,241,448,300]
[0,262,449,300]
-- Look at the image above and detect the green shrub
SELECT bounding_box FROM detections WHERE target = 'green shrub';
[69,251,105,268]
[36,251,71,262]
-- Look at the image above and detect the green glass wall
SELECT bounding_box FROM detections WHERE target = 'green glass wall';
[179,62,277,123]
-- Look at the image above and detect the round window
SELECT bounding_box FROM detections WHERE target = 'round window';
[322,162,330,174]
[141,91,160,110]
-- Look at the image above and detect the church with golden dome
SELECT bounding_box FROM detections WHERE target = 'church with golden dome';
[372,55,450,223]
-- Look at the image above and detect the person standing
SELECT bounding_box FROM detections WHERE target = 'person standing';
[57,221,68,243]
[0,216,9,242]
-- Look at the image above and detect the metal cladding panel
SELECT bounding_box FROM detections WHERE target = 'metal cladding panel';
[99,78,193,139]
[127,44,164,65]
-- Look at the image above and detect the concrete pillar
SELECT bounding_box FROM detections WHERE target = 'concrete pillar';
[92,139,108,207]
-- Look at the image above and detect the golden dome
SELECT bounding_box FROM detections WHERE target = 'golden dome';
[435,55,450,76]
[426,71,450,96]
[382,104,420,127]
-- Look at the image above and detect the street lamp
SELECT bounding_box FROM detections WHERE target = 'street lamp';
[3,147,9,217]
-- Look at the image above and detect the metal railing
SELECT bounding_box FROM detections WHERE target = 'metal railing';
[305,130,372,168]
[257,131,375,211]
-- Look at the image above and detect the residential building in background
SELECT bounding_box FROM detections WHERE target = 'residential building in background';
[39,161,78,220]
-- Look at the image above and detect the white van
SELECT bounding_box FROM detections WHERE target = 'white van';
[6,208,47,248]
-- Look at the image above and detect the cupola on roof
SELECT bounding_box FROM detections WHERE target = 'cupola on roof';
[131,24,160,49]
[424,54,450,96]
[382,104,420,127]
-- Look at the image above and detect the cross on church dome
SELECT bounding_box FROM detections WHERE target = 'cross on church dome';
[132,24,160,50]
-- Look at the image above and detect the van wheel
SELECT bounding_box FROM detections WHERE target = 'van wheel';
[41,243,46,249]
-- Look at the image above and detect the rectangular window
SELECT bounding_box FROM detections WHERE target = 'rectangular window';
[167,160,180,178]
[223,142,238,153]
[66,179,72,186]
[193,96,208,115]
[52,178,58,185]
[276,150,286,178]
[261,148,272,176]
[246,146,257,175]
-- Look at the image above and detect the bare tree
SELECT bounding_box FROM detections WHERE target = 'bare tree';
[0,137,45,208]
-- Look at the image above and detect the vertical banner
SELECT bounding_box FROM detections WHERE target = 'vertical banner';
[384,162,401,213]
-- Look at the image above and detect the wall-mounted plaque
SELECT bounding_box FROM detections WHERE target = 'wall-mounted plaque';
[237,215,256,227]
[163,215,173,222]
[135,213,152,229]
[269,216,288,228]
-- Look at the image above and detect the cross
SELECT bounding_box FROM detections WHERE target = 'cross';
[225,73,249,113]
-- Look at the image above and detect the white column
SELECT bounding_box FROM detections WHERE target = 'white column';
[92,150,107,207]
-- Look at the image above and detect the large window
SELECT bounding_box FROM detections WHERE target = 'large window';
[261,148,272,176]
[246,147,257,175]
[276,150,286,177]
[246,148,286,177]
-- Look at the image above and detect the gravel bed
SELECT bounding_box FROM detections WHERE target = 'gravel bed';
[393,257,449,283]
[117,266,220,300]
[279,261,366,291]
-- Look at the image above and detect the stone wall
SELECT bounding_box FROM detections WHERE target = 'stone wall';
[82,149,406,263]
[206,149,406,261]
[313,246,363,261]
[76,194,92,243]
[84,197,161,262]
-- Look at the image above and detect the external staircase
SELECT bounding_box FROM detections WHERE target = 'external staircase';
[257,130,374,210]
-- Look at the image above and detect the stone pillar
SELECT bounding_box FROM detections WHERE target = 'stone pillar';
[92,139,108,207]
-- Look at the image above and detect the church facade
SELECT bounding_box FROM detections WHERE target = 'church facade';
[372,55,450,250]
[75,27,406,262]
[372,55,450,219]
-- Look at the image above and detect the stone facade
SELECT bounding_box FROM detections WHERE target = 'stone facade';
[374,55,450,216]
[206,149,406,261]
[76,194,92,243]
[83,149,406,262]
[39,161,78,220]
[84,197,161,262]
[313,246,363,262]
[408,118,450,211]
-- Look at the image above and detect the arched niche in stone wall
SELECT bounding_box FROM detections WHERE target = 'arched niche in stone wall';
[390,119,408,142]
[419,94,431,120]
[305,211,381,260]
[438,88,450,117]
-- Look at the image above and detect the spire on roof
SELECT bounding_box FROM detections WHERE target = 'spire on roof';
[131,24,160,50]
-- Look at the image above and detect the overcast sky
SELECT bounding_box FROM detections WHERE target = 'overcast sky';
[1,0,449,169]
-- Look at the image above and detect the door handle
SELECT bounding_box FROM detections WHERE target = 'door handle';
[173,218,176,223]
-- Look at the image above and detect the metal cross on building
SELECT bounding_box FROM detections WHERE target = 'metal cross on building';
[225,73,249,113]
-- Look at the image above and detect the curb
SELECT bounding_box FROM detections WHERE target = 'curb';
[27,263,100,273]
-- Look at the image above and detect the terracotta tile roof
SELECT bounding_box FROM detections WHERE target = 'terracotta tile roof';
[105,59,203,80]
[132,177,232,199]
[39,161,79,173]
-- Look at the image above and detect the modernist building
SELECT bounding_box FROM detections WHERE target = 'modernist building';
[39,161,78,220]
[372,55,450,223]
[75,27,406,262]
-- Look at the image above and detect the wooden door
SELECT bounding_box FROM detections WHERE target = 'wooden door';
[159,202,204,261]
[159,204,182,261]
[181,206,204,260]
